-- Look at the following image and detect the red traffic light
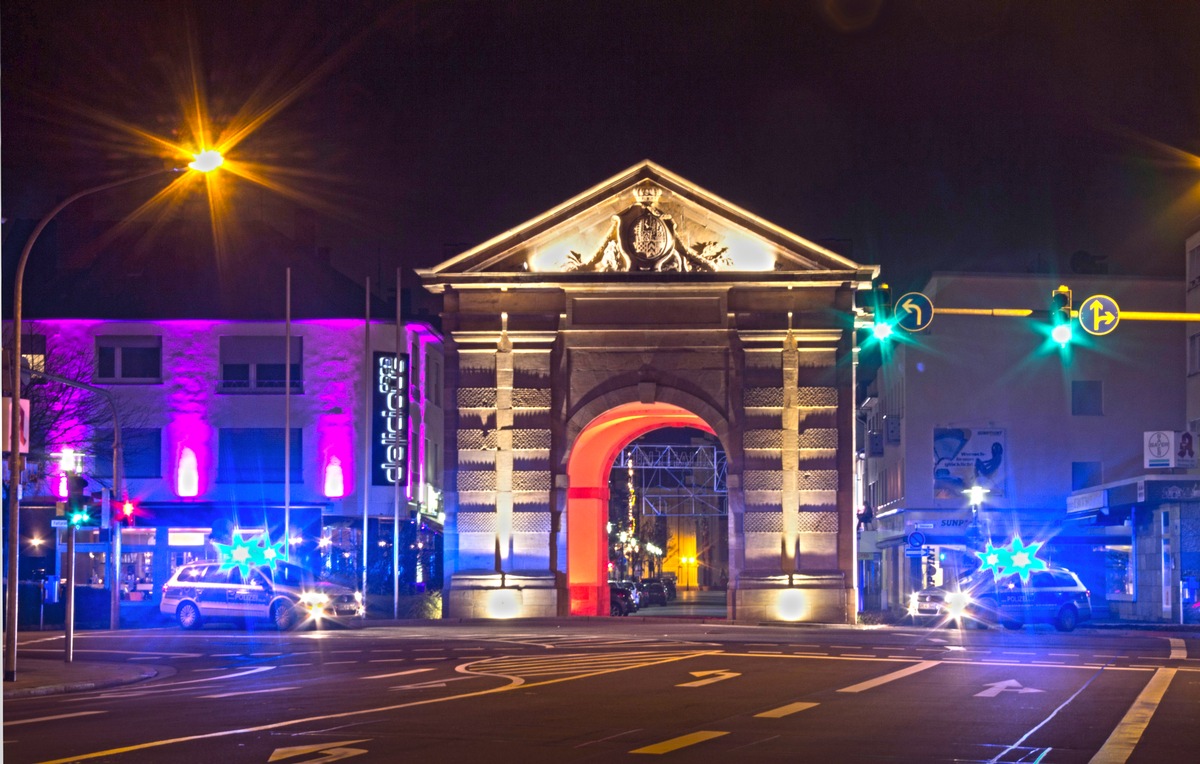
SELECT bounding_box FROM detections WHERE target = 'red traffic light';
[120,500,136,523]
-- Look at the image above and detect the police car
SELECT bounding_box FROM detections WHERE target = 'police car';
[161,560,364,630]
[910,567,1092,632]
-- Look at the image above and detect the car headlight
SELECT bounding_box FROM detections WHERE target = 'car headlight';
[945,591,971,616]
[354,591,364,603]
[300,592,330,608]
[907,592,920,616]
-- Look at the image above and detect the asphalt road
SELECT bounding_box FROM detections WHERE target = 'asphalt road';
[4,621,1198,763]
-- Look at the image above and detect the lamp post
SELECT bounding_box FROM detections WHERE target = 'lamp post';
[5,156,221,682]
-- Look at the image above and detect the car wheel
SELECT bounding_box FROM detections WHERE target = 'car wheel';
[610,601,623,617]
[1054,606,1078,632]
[1002,619,1023,631]
[176,601,203,630]
[271,601,298,631]
[973,598,999,630]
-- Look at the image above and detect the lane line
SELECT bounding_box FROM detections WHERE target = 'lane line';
[631,731,729,754]
[5,711,107,727]
[363,668,435,680]
[198,686,298,699]
[755,701,819,718]
[1167,639,1186,660]
[988,664,1109,764]
[1088,668,1177,764]
[575,728,643,748]
[837,660,939,693]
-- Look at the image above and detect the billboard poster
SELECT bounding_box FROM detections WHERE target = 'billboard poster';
[933,427,1006,499]
[372,351,409,486]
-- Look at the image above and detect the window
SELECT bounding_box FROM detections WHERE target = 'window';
[1071,380,1103,416]
[1104,545,1134,600]
[1071,461,1102,491]
[428,360,442,406]
[218,336,302,393]
[217,428,302,483]
[96,336,162,383]
[1190,333,1200,375]
[21,333,46,376]
[94,428,162,478]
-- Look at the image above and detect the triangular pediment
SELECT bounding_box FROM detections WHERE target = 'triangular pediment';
[420,161,870,279]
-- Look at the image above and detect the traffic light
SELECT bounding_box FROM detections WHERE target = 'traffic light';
[871,282,893,340]
[1050,285,1072,345]
[66,474,95,527]
[120,499,136,525]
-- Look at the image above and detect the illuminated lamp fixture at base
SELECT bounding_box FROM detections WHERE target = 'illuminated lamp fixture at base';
[487,589,521,619]
[776,589,807,621]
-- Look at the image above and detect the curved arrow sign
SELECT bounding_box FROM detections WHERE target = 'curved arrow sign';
[895,292,934,333]
[1079,294,1120,336]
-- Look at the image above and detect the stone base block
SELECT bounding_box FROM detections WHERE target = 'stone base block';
[445,570,559,619]
[735,572,849,623]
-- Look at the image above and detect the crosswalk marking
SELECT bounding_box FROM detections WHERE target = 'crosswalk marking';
[1168,639,1186,660]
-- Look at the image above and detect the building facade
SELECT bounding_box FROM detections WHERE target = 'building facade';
[859,272,1191,622]
[6,317,443,614]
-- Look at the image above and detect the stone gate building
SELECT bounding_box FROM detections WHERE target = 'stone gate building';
[418,161,878,622]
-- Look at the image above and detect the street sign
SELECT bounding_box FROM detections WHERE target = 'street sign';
[1079,294,1120,336]
[905,548,924,558]
[50,518,67,528]
[895,292,934,332]
[907,531,926,548]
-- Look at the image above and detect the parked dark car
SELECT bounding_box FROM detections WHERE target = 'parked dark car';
[641,577,676,601]
[609,584,635,616]
[911,567,1092,632]
[639,581,669,606]
[612,580,641,611]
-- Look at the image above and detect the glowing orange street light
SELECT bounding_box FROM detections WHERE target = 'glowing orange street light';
[5,152,225,682]
[188,149,225,173]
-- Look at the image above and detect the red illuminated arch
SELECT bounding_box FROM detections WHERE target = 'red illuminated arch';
[566,401,716,615]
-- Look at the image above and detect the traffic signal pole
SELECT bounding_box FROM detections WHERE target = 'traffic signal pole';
[21,365,124,630]
[64,527,76,663]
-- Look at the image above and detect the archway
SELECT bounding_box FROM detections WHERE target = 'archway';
[566,401,715,615]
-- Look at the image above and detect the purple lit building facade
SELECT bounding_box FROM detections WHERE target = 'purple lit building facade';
[8,317,444,606]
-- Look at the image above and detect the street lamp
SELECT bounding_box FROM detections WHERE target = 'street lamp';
[4,154,223,682]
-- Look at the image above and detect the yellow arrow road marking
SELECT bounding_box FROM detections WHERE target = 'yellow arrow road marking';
[268,739,371,762]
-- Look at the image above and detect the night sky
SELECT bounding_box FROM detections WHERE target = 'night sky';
[3,1,1198,296]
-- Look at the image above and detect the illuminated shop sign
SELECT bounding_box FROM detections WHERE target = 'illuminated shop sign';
[372,351,409,486]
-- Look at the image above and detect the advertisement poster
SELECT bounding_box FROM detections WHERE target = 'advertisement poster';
[933,427,1006,499]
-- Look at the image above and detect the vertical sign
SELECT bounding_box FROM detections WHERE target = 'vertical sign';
[1,399,31,454]
[372,351,409,486]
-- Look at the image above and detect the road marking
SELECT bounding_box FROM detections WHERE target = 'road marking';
[676,670,740,688]
[390,676,477,691]
[837,660,938,693]
[324,661,358,665]
[1167,639,1186,659]
[268,739,370,762]
[5,711,107,727]
[1089,668,1177,764]
[975,680,1045,698]
[200,686,299,699]
[363,668,434,680]
[755,702,819,718]
[840,653,876,658]
[575,728,643,748]
[749,650,782,654]
[631,731,729,754]
[367,658,410,663]
[414,657,446,662]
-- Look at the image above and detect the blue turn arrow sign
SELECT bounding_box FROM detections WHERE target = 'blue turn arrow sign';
[1079,294,1120,336]
[895,292,934,332]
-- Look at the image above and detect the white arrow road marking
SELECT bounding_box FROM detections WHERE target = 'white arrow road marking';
[676,670,740,688]
[362,668,435,680]
[5,711,107,727]
[975,679,1045,698]
[268,740,371,762]
[198,686,299,699]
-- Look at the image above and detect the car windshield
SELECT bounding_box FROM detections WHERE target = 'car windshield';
[260,562,319,587]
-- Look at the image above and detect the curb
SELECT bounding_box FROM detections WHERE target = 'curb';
[3,666,159,700]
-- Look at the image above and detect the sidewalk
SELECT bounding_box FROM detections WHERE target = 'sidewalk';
[3,658,158,700]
